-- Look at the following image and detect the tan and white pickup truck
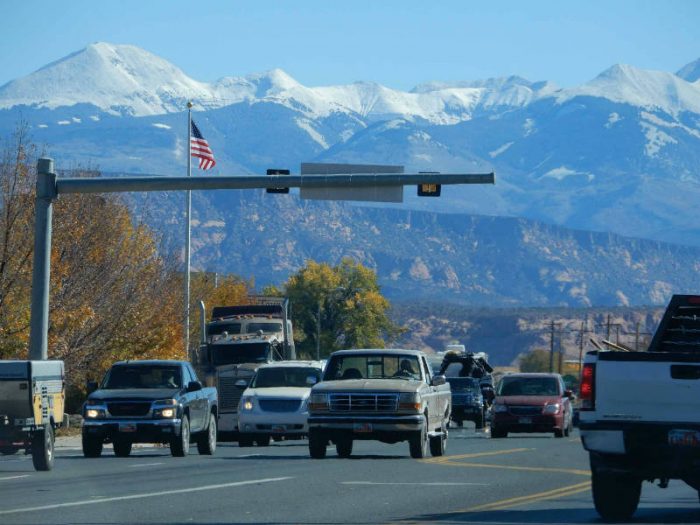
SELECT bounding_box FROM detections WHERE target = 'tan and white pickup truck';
[307,349,451,459]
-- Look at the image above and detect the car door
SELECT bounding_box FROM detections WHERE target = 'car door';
[420,356,438,430]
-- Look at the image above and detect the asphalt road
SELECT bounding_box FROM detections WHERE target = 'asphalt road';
[1,427,699,525]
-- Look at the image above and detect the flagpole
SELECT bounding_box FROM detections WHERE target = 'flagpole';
[185,101,193,360]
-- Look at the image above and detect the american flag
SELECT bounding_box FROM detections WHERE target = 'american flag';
[190,120,216,170]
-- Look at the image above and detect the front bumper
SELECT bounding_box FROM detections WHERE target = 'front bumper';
[308,414,424,441]
[82,418,181,442]
[492,412,563,433]
[238,410,309,435]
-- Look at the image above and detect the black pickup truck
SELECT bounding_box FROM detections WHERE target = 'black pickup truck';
[82,360,218,457]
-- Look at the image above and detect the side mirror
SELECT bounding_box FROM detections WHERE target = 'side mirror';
[86,381,98,394]
[186,381,203,393]
[306,375,318,386]
[431,375,447,387]
[235,379,248,389]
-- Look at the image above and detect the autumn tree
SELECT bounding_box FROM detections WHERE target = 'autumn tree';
[283,258,403,358]
[518,349,551,372]
[0,126,187,409]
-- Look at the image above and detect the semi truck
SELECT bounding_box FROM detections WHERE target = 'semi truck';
[194,296,295,439]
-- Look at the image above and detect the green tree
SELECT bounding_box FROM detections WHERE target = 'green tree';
[518,349,551,372]
[283,258,403,358]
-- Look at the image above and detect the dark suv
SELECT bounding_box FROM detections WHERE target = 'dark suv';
[490,373,574,438]
[446,377,485,429]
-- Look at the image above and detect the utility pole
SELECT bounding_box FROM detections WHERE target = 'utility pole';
[316,298,322,361]
[635,321,640,351]
[549,320,556,373]
[557,336,564,375]
[606,314,611,341]
[578,320,586,375]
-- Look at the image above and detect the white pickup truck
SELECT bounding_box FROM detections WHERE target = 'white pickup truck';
[579,294,700,520]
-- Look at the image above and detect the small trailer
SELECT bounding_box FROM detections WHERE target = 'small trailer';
[0,360,65,470]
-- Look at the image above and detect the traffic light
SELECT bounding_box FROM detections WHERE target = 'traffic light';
[417,172,441,197]
[266,169,290,194]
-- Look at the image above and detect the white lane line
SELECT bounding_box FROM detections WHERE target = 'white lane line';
[0,476,292,515]
[128,462,164,468]
[0,475,30,481]
[341,481,489,486]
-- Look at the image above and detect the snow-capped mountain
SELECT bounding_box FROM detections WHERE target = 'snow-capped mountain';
[1,43,700,253]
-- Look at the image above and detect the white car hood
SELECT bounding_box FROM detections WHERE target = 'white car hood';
[244,386,311,399]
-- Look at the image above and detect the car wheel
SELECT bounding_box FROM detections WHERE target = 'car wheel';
[31,425,54,471]
[429,431,446,457]
[197,413,217,455]
[113,438,132,457]
[308,430,327,459]
[409,417,429,459]
[82,432,103,458]
[592,470,641,521]
[475,412,484,430]
[255,434,271,447]
[170,414,190,457]
[554,428,564,438]
[336,438,353,458]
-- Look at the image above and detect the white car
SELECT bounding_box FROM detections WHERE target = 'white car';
[237,361,324,446]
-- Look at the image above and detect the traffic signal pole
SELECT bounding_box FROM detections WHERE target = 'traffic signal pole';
[27,158,494,360]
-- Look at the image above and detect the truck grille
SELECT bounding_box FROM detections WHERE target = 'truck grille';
[107,401,151,417]
[508,406,542,416]
[258,399,302,412]
[218,377,244,410]
[329,393,398,412]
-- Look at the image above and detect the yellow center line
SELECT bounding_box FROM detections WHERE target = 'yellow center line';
[436,460,590,476]
[420,447,532,464]
[464,481,592,512]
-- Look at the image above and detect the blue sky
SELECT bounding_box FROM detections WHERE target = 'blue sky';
[3,0,699,90]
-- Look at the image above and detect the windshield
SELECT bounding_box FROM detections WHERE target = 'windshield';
[207,322,242,339]
[251,367,322,388]
[447,377,480,391]
[497,376,560,396]
[102,365,182,389]
[323,354,422,381]
[245,322,282,334]
[212,343,270,366]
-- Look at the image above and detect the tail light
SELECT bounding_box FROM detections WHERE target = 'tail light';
[579,363,595,411]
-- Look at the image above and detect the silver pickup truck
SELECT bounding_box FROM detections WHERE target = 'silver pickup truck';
[307,349,451,459]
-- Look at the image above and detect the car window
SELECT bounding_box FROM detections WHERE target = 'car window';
[323,354,422,381]
[497,376,560,396]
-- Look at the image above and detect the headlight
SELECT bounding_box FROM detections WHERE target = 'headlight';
[493,404,508,413]
[85,408,105,419]
[308,393,328,411]
[154,399,177,406]
[240,397,255,411]
[543,403,561,415]
[398,392,422,411]
[158,408,177,418]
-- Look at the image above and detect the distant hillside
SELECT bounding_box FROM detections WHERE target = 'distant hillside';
[391,302,664,366]
[123,187,700,309]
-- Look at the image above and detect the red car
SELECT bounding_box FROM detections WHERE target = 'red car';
[490,373,574,438]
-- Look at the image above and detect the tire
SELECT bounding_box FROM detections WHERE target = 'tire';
[409,418,429,459]
[238,435,254,447]
[336,438,353,458]
[82,432,103,458]
[475,412,484,430]
[429,433,446,457]
[113,438,132,457]
[255,434,271,447]
[457,420,464,428]
[31,425,54,471]
[170,415,190,457]
[197,413,217,455]
[554,428,564,438]
[0,446,19,455]
[309,430,327,459]
[592,470,641,521]
[491,427,507,438]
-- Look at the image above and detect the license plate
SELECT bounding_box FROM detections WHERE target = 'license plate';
[353,423,373,433]
[118,423,137,433]
[271,425,286,433]
[518,417,533,425]
[669,429,700,447]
